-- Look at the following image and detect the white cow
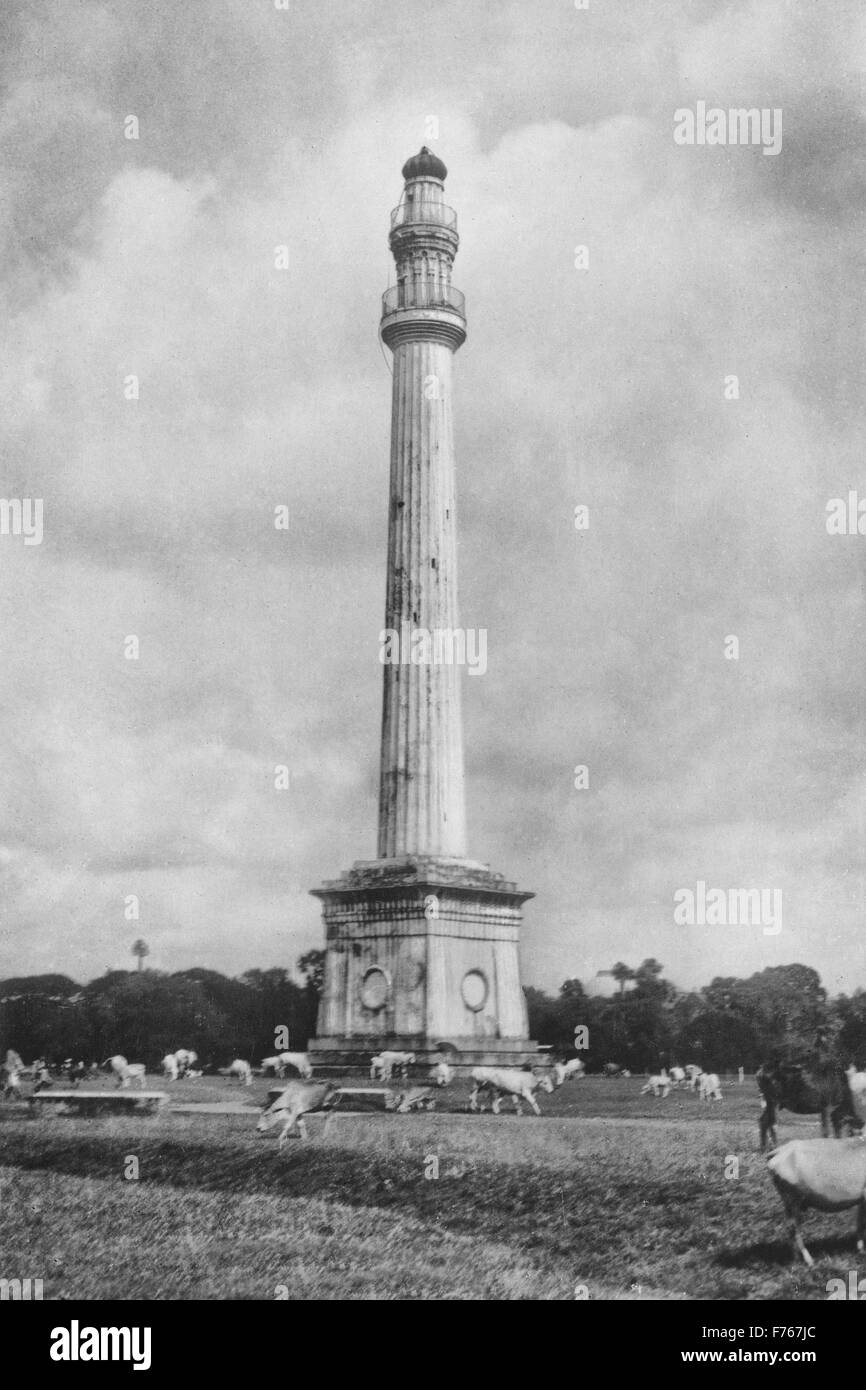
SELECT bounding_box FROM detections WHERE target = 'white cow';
[388,1086,437,1113]
[162,1053,179,1081]
[105,1057,146,1089]
[371,1051,415,1082]
[767,1137,866,1266]
[105,1055,130,1087]
[2,1065,23,1100]
[699,1072,723,1101]
[431,1061,453,1087]
[669,1066,687,1088]
[845,1061,866,1117]
[685,1064,703,1090]
[469,1067,555,1116]
[257,1081,340,1147]
[553,1058,585,1087]
[641,1070,671,1098]
[185,1069,203,1079]
[225,1059,253,1085]
[174,1049,198,1077]
[277,1051,313,1079]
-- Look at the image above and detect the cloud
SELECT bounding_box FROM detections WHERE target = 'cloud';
[0,1,862,996]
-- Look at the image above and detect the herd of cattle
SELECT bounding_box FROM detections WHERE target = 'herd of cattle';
[4,1043,866,1264]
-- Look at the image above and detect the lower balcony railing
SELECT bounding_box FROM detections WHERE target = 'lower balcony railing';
[381,285,466,316]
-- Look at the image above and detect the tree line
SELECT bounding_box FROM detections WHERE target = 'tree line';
[2,954,864,1073]
[526,959,866,1072]
[0,954,324,1066]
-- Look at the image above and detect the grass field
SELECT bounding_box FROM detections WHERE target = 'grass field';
[0,1073,861,1300]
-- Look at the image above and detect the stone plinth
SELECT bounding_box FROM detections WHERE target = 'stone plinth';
[308,856,538,1071]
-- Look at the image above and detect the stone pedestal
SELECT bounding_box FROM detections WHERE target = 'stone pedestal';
[308,856,537,1071]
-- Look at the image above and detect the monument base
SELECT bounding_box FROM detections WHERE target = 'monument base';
[308,1034,542,1075]
[310,855,538,1070]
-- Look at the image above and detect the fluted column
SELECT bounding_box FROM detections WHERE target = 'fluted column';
[377,335,466,858]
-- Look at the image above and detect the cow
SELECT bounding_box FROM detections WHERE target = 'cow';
[699,1072,723,1101]
[641,1070,671,1098]
[121,1064,147,1090]
[162,1054,180,1082]
[430,1062,453,1087]
[756,1059,861,1151]
[257,1081,341,1147]
[371,1051,415,1082]
[174,1049,198,1077]
[104,1055,130,1087]
[388,1086,436,1113]
[669,1066,687,1088]
[767,1137,866,1266]
[223,1059,253,1085]
[846,1064,866,1116]
[277,1052,313,1079]
[469,1067,554,1116]
[1,1065,23,1100]
[602,1062,622,1077]
[553,1058,585,1087]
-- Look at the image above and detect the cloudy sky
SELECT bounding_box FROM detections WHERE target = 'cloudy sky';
[0,0,863,997]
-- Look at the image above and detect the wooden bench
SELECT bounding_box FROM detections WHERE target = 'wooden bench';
[29,1090,168,1117]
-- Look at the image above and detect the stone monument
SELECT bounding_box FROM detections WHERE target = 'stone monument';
[309,149,537,1069]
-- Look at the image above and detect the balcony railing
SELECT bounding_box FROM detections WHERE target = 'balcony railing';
[390,201,458,231]
[381,285,466,317]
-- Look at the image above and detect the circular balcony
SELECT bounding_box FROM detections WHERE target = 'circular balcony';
[390,201,458,232]
[381,285,465,317]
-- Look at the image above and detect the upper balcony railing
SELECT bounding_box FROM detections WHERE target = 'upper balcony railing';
[390,201,458,232]
[381,285,466,317]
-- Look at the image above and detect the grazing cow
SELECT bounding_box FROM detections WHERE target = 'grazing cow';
[846,1065,866,1117]
[224,1059,253,1085]
[553,1058,586,1087]
[602,1062,621,1077]
[162,1054,179,1082]
[756,1059,860,1151]
[277,1052,313,1079]
[371,1051,415,1082]
[1,1065,23,1100]
[257,1081,340,1147]
[699,1072,723,1101]
[185,1069,203,1079]
[430,1061,453,1087]
[641,1071,671,1098]
[388,1086,437,1113]
[104,1055,130,1087]
[116,1061,147,1084]
[767,1137,866,1267]
[469,1067,555,1116]
[174,1049,198,1077]
[669,1066,687,1088]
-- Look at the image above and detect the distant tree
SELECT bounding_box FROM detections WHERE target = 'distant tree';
[297,950,325,996]
[610,962,635,997]
[830,990,866,1066]
[132,940,150,973]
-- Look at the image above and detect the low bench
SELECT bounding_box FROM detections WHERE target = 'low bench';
[29,1090,168,1116]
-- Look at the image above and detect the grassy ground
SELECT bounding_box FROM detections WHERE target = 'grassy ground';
[0,1074,860,1300]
